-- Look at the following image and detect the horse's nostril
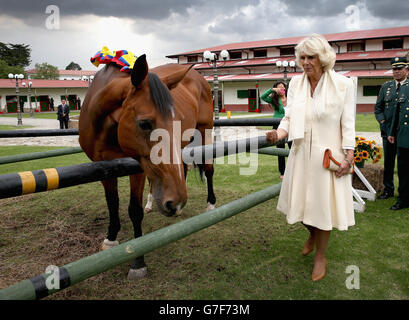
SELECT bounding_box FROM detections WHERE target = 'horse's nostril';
[165,201,175,212]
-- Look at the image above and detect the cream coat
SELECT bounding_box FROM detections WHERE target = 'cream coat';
[277,71,356,231]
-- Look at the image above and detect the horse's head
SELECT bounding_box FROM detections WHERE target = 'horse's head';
[117,55,191,216]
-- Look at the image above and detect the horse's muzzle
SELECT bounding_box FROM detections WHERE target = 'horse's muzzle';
[156,199,185,217]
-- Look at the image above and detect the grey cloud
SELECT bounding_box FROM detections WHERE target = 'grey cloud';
[0,0,260,21]
[0,1,190,20]
[282,0,358,17]
[282,0,409,20]
[365,0,409,20]
[206,1,345,43]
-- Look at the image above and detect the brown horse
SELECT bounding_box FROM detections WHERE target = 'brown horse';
[79,55,216,279]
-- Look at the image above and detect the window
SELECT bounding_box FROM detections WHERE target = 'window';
[347,42,365,52]
[253,49,267,58]
[280,47,295,56]
[187,56,198,63]
[383,39,403,49]
[237,90,249,98]
[229,51,242,59]
[363,85,382,96]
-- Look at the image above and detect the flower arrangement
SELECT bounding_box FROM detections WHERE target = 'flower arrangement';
[354,136,382,165]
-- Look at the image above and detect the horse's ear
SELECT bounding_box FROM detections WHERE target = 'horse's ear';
[162,64,194,90]
[131,54,148,88]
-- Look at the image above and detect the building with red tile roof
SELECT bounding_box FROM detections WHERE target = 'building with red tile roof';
[0,78,92,113]
[167,26,409,113]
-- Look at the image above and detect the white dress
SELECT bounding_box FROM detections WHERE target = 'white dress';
[276,72,355,231]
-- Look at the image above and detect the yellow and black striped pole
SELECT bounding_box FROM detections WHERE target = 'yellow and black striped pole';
[0,157,143,199]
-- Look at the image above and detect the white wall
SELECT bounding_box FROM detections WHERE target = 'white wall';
[365,39,382,51]
[222,81,257,105]
[179,56,188,64]
[356,78,390,104]
[58,76,83,80]
[267,47,280,57]
[337,43,348,53]
[0,87,89,111]
[218,78,392,108]
[404,37,409,49]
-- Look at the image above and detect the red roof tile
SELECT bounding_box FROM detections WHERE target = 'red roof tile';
[203,69,393,82]
[191,48,408,70]
[25,69,97,76]
[168,26,409,57]
[0,79,90,88]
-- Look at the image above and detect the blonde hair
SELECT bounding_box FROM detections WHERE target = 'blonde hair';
[295,33,336,72]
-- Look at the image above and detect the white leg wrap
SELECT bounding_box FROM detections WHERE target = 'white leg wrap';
[101,239,119,251]
[207,202,216,211]
[144,193,153,214]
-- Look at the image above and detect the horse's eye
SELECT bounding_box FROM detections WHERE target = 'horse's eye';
[138,119,153,131]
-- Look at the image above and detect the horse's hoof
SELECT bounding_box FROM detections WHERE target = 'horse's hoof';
[101,239,119,251]
[127,267,148,280]
[207,203,216,211]
[144,207,153,214]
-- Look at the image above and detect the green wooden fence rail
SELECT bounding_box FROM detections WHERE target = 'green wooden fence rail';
[0,182,281,300]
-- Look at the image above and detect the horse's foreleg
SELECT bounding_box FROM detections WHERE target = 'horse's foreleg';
[128,173,148,280]
[174,163,188,217]
[144,180,154,214]
[204,163,216,210]
[101,178,120,250]
[198,163,216,211]
[196,125,216,211]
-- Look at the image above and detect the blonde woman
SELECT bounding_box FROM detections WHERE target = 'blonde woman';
[266,34,355,281]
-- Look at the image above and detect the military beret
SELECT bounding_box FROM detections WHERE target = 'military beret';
[391,56,407,69]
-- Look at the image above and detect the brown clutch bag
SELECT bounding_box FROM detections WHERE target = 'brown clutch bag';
[322,149,354,174]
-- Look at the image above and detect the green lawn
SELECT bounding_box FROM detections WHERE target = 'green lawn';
[218,111,273,117]
[0,111,378,132]
[0,112,80,120]
[0,125,34,130]
[0,146,407,300]
[355,113,379,132]
[254,113,380,132]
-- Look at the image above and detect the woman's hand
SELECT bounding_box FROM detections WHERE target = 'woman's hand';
[266,130,278,143]
[335,160,351,178]
[272,88,284,96]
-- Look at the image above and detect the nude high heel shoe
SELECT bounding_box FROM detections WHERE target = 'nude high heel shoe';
[312,257,327,281]
[302,237,315,256]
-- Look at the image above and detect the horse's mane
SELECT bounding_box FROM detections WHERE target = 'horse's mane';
[148,72,174,118]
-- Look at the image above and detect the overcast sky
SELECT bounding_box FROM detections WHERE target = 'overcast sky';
[0,0,408,71]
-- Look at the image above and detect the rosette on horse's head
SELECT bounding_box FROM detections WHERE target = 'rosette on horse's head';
[90,46,137,72]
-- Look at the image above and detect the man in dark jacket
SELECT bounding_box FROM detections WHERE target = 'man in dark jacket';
[57,99,70,129]
[50,97,54,111]
[387,57,409,210]
[374,57,407,200]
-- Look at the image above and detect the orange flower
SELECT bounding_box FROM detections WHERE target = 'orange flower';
[355,135,383,164]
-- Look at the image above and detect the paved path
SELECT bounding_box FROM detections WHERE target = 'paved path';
[0,115,382,147]
[0,117,80,147]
